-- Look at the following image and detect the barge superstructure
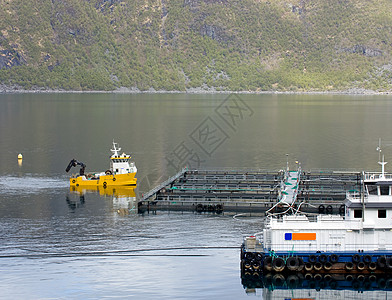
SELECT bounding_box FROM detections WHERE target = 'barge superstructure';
[241,146,392,279]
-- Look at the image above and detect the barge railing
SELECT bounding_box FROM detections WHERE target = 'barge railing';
[141,167,188,202]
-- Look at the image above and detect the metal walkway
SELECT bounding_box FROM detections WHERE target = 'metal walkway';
[140,167,188,202]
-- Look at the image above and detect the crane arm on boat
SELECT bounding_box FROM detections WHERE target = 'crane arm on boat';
[65,159,86,176]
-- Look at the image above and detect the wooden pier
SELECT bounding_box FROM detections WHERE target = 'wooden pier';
[138,168,361,214]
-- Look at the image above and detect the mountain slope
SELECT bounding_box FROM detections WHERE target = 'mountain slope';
[0,0,391,92]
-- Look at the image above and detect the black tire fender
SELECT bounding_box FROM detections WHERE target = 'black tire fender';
[352,254,361,263]
[330,254,339,263]
[286,256,299,271]
[377,256,386,268]
[272,257,285,272]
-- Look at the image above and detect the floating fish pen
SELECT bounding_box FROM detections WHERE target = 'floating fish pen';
[138,167,361,214]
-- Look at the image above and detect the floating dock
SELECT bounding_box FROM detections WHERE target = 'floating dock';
[138,168,361,214]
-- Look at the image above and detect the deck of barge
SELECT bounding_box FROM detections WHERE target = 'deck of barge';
[138,168,361,214]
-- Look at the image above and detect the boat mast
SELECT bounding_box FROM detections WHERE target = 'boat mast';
[377,138,387,179]
[111,140,121,157]
[361,170,365,222]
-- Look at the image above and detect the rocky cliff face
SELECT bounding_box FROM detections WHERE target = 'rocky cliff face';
[0,49,25,70]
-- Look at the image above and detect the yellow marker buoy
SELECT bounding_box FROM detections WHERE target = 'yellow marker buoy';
[18,153,23,160]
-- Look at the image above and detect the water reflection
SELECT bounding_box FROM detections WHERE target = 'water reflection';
[65,193,85,210]
[241,271,392,299]
[69,186,137,215]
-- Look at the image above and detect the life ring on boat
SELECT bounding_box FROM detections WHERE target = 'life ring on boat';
[345,274,354,282]
[105,170,112,175]
[314,262,323,271]
[345,262,354,271]
[304,262,313,272]
[252,261,261,270]
[329,280,338,289]
[309,254,317,263]
[263,273,273,286]
[369,262,377,271]
[357,274,366,282]
[319,254,328,263]
[363,255,372,263]
[272,257,285,272]
[263,256,273,272]
[357,262,366,271]
[378,277,387,289]
[377,256,387,268]
[330,254,339,263]
[243,271,251,277]
[313,273,322,281]
[252,271,260,277]
[113,177,116,181]
[272,274,285,286]
[386,257,392,269]
[386,278,392,289]
[323,274,332,281]
[255,252,263,261]
[286,256,300,271]
[323,261,332,271]
[286,275,300,288]
[352,254,361,263]
[244,261,252,269]
[339,204,345,215]
[244,252,254,260]
[72,179,76,183]
[351,280,361,289]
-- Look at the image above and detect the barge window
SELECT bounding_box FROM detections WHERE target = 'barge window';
[367,185,378,195]
[378,209,387,218]
[380,186,390,195]
[354,209,362,218]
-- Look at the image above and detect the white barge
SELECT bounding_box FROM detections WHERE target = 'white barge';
[241,148,392,278]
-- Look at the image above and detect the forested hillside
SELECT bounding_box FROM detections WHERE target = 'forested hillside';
[0,0,391,92]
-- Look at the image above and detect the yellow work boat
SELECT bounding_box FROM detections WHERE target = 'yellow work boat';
[70,185,136,197]
[66,141,137,188]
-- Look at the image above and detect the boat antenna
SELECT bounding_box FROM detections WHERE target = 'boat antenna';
[376,138,382,162]
[286,153,289,173]
[377,138,387,179]
[111,140,121,157]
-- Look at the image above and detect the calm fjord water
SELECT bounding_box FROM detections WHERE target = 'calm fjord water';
[1,93,392,299]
